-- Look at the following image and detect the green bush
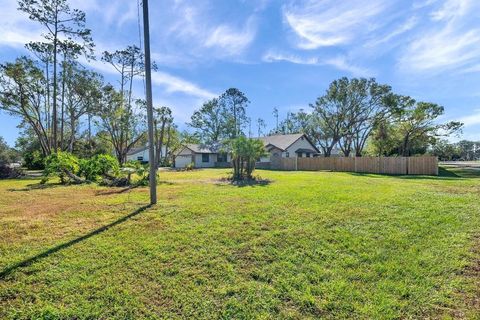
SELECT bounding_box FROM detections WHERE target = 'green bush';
[79,154,120,182]
[24,150,45,170]
[43,152,80,184]
[122,160,148,185]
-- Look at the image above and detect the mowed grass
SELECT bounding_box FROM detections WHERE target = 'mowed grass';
[0,168,479,319]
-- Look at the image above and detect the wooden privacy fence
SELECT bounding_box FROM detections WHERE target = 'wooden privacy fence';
[270,156,438,175]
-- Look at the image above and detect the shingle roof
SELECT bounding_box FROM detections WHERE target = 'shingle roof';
[184,144,216,154]
[295,148,317,154]
[127,146,148,155]
[257,133,305,151]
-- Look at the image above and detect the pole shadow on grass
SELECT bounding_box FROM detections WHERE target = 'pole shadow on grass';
[346,166,476,181]
[0,204,152,280]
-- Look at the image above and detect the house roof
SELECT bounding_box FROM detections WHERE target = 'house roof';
[295,148,317,154]
[258,133,319,153]
[183,144,216,154]
[127,146,148,155]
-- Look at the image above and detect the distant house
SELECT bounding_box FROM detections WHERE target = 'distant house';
[174,133,319,168]
[175,144,230,168]
[126,145,167,163]
[258,133,319,161]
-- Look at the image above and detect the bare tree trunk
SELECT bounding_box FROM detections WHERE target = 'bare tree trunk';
[52,21,58,152]
[60,57,66,150]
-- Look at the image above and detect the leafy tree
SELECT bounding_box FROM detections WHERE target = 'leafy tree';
[272,107,279,133]
[0,57,52,155]
[366,120,398,156]
[310,78,395,157]
[189,98,225,147]
[95,85,144,164]
[0,137,19,165]
[256,118,266,137]
[431,140,461,161]
[18,0,94,151]
[153,106,173,168]
[220,88,250,138]
[43,151,82,184]
[227,137,266,181]
[63,65,103,152]
[391,96,462,156]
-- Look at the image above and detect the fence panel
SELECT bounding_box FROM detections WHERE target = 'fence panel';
[335,157,355,172]
[408,157,438,175]
[270,156,437,175]
[277,157,296,171]
[380,157,407,175]
[297,158,314,171]
[355,157,380,174]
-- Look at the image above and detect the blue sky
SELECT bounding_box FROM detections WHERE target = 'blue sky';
[1,0,480,146]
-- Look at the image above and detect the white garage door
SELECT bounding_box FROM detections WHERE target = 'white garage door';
[175,155,193,168]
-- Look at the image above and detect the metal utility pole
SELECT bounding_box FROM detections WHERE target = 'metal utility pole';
[142,0,157,204]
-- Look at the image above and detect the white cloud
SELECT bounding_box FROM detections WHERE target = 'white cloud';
[365,16,418,48]
[86,60,216,100]
[75,0,138,27]
[283,0,389,49]
[263,51,372,76]
[457,110,480,127]
[399,0,480,73]
[150,72,216,100]
[205,17,257,56]
[323,56,372,77]
[166,2,257,58]
[430,0,472,21]
[263,52,318,65]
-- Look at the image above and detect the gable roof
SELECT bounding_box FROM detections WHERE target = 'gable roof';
[257,133,319,153]
[127,146,148,155]
[183,144,216,154]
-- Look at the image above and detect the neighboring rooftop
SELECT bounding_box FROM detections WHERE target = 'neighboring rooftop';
[257,133,306,151]
[184,144,216,154]
[127,146,148,155]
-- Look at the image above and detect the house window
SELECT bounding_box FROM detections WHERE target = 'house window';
[306,153,311,158]
[137,156,144,161]
[298,153,303,158]
[202,153,209,163]
[285,152,289,158]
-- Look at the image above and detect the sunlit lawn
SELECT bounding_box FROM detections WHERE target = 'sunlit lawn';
[0,167,479,319]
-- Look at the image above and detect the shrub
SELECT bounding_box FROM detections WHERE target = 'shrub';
[24,150,45,170]
[0,164,23,179]
[43,152,80,184]
[185,162,194,171]
[79,154,120,182]
[122,160,148,185]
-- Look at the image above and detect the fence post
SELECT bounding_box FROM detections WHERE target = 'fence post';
[295,156,298,171]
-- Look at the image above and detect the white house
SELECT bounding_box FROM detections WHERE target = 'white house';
[126,145,167,163]
[174,133,319,168]
[175,144,230,168]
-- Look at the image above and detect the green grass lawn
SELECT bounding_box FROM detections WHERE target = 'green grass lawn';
[0,167,479,319]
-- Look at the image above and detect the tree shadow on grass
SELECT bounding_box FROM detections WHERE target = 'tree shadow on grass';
[95,186,139,196]
[346,166,472,181]
[7,182,64,192]
[214,178,272,188]
[0,204,152,280]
